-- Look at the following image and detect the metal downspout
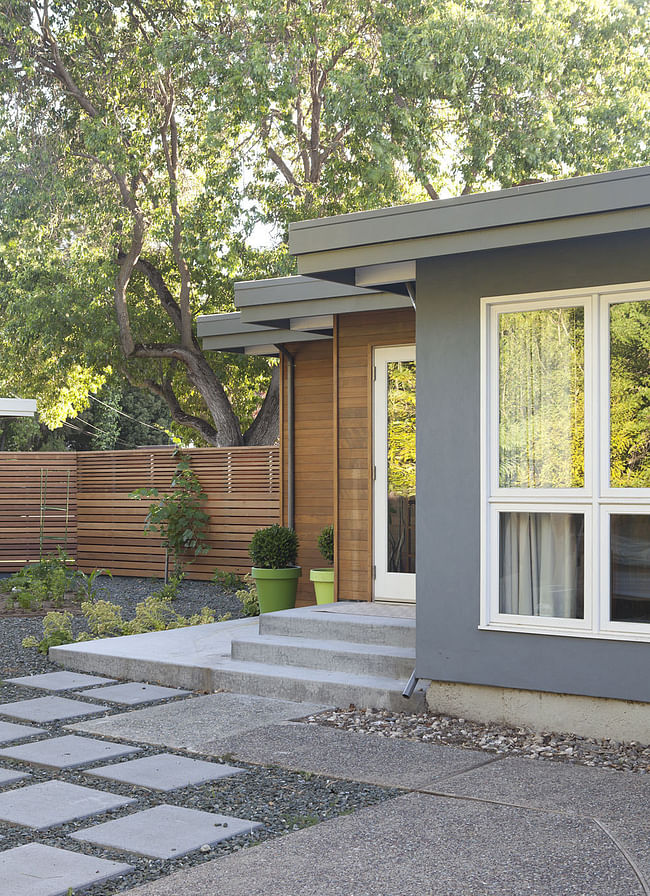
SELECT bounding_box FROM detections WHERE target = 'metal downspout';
[277,346,295,530]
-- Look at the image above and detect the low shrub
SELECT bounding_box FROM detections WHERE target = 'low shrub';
[317,525,334,564]
[249,525,298,569]
[213,569,247,592]
[235,574,260,617]
[23,592,228,655]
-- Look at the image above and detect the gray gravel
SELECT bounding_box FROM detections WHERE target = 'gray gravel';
[308,706,650,774]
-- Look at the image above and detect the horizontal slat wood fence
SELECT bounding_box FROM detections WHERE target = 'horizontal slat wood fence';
[0,454,77,569]
[0,448,279,579]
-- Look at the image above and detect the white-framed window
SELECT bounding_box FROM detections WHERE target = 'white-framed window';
[481,281,650,641]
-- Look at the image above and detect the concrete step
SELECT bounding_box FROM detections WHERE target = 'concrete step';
[259,607,416,649]
[231,633,415,679]
[209,659,426,713]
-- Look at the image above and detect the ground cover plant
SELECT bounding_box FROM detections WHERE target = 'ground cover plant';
[0,550,110,614]
[22,578,227,655]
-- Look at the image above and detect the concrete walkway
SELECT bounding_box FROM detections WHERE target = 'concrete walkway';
[70,697,650,896]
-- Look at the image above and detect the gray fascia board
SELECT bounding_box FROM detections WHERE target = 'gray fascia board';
[238,291,412,325]
[296,207,650,278]
[289,166,650,272]
[196,311,273,340]
[201,329,330,352]
[234,275,378,308]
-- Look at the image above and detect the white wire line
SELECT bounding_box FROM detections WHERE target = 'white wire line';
[89,393,173,439]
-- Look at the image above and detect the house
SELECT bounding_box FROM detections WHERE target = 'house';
[198,166,650,732]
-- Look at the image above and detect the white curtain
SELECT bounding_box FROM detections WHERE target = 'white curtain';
[500,512,583,619]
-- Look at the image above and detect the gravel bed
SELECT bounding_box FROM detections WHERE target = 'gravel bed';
[307,706,650,774]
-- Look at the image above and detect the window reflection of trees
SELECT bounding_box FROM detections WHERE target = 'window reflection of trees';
[387,361,415,574]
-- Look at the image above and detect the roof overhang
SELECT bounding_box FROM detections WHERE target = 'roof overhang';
[196,311,332,356]
[289,166,650,287]
[0,398,37,417]
[234,275,411,325]
[197,278,413,355]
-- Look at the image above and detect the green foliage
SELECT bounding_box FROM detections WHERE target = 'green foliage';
[22,611,74,654]
[131,451,209,576]
[73,568,112,603]
[235,574,260,617]
[249,525,299,569]
[318,525,334,565]
[149,573,184,602]
[2,0,647,447]
[23,592,222,654]
[0,551,77,610]
[213,569,247,592]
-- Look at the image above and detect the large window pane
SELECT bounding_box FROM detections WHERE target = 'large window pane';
[610,300,650,488]
[499,512,584,619]
[387,360,416,574]
[499,307,584,488]
[611,515,650,623]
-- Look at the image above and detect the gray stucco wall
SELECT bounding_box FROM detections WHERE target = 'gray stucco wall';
[416,229,650,702]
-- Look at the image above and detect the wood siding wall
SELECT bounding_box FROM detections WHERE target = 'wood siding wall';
[336,309,416,601]
[0,448,279,579]
[281,339,334,606]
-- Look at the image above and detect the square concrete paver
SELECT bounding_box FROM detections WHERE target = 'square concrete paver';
[0,779,135,829]
[6,671,116,691]
[0,721,46,744]
[0,842,133,896]
[77,682,190,705]
[0,768,30,787]
[0,734,140,769]
[0,696,109,723]
[71,804,263,859]
[87,753,245,792]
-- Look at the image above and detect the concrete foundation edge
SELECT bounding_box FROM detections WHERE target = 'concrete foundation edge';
[425,680,650,744]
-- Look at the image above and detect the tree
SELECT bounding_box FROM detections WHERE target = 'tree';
[0,0,647,447]
[0,0,279,446]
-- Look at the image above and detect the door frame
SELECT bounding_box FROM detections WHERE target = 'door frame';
[373,344,416,602]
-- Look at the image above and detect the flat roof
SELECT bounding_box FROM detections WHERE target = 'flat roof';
[289,166,650,278]
[234,276,411,323]
[196,311,331,355]
[0,398,37,417]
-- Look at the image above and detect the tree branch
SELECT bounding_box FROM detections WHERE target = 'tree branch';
[122,368,221,446]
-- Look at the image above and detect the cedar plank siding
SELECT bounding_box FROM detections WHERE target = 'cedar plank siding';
[283,308,415,605]
[281,339,334,606]
[336,309,415,601]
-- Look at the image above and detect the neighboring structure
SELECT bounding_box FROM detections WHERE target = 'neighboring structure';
[0,398,37,417]
[198,166,650,724]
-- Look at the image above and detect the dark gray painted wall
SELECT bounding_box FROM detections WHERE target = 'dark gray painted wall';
[415,229,650,702]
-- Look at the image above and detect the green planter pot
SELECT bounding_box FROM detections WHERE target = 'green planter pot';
[309,568,334,604]
[252,567,301,614]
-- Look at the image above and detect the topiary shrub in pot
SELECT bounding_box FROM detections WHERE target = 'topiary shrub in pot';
[310,524,334,604]
[249,524,301,613]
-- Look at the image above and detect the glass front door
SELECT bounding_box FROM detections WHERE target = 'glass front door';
[373,346,416,602]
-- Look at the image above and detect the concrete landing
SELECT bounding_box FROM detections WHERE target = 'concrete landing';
[51,605,424,711]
